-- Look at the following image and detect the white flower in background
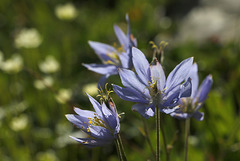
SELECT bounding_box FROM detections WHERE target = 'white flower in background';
[36,150,59,161]
[10,114,29,131]
[82,83,98,96]
[14,28,42,48]
[34,76,54,90]
[176,7,239,44]
[1,54,23,74]
[55,3,77,20]
[55,88,72,104]
[39,55,60,74]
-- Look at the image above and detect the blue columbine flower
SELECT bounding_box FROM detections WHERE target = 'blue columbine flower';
[112,47,193,118]
[83,14,137,85]
[65,94,120,147]
[170,63,213,121]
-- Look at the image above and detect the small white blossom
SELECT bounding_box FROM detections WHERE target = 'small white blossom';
[34,76,54,90]
[14,28,42,48]
[55,88,72,104]
[82,83,98,96]
[10,114,29,131]
[55,3,77,20]
[39,56,60,74]
[36,150,59,161]
[1,54,23,74]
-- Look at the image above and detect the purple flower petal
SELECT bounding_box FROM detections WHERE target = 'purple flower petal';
[101,103,118,133]
[86,93,103,117]
[150,61,166,91]
[88,125,113,140]
[179,77,192,98]
[83,63,118,75]
[195,75,213,103]
[118,51,131,69]
[192,111,204,121]
[70,136,112,148]
[112,84,149,103]
[131,103,155,119]
[114,25,128,51]
[88,41,116,61]
[65,114,88,129]
[118,68,150,98]
[132,47,151,86]
[187,63,199,98]
[170,112,190,120]
[165,57,193,93]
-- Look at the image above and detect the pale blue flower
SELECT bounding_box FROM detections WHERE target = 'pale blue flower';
[113,47,193,118]
[65,94,120,147]
[170,63,213,121]
[83,14,137,85]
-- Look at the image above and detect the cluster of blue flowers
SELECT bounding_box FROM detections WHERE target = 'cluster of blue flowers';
[66,14,213,150]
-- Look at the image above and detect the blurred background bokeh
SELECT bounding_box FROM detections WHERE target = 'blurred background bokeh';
[0,0,240,161]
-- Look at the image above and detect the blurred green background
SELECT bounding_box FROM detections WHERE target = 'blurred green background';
[0,0,240,160]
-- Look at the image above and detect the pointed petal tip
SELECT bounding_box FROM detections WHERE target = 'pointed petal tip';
[208,74,213,79]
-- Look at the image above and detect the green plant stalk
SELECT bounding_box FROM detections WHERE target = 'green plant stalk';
[141,116,156,158]
[184,118,190,161]
[116,133,127,161]
[156,106,161,161]
[160,117,170,161]
[115,139,123,161]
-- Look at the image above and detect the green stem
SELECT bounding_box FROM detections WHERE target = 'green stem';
[117,133,127,161]
[141,116,156,158]
[156,107,161,161]
[160,116,170,161]
[184,119,190,161]
[115,139,123,161]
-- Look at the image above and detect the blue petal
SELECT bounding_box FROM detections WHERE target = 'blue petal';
[65,114,87,129]
[161,106,180,114]
[162,86,182,108]
[131,103,155,119]
[74,107,96,119]
[150,61,166,91]
[192,111,204,121]
[170,112,190,120]
[70,136,112,148]
[88,41,116,61]
[86,93,103,117]
[187,63,199,98]
[195,75,213,103]
[118,51,131,69]
[132,47,151,86]
[83,63,118,75]
[101,102,118,133]
[114,25,128,51]
[88,125,113,140]
[119,68,150,98]
[112,84,149,103]
[165,57,193,93]
[179,77,192,98]
[126,14,137,47]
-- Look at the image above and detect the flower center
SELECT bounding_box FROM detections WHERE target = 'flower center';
[104,44,125,66]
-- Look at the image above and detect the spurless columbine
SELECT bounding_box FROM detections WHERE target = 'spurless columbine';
[113,47,193,118]
[170,63,213,121]
[83,14,137,85]
[65,94,120,147]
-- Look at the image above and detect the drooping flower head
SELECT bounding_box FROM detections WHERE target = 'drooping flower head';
[170,63,213,121]
[83,14,137,85]
[65,94,120,147]
[113,47,193,118]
